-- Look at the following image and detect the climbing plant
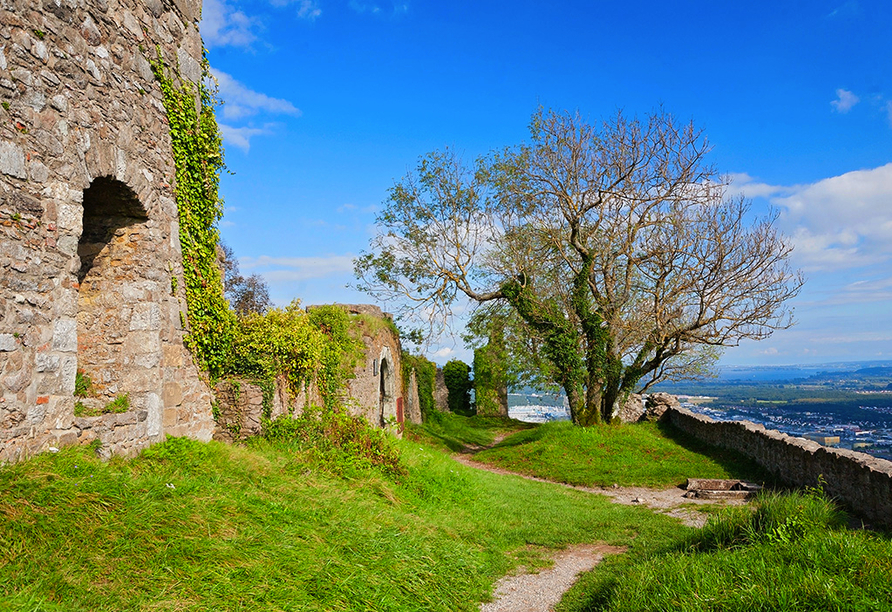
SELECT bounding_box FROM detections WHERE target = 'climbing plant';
[401,352,436,421]
[473,340,508,417]
[152,50,367,421]
[151,48,235,379]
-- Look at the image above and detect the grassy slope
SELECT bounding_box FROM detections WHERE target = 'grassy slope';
[5,416,890,611]
[412,414,892,611]
[559,491,892,612]
[472,419,770,487]
[0,436,679,612]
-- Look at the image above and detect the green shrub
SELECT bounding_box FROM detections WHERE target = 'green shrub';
[261,408,405,477]
[443,359,473,415]
[227,302,366,411]
[690,487,848,551]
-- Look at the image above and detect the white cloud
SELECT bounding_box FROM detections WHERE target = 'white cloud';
[269,0,322,20]
[727,172,787,199]
[831,88,860,113]
[241,254,355,280]
[212,69,301,120]
[218,124,271,151]
[431,347,455,358]
[201,0,260,49]
[771,163,892,272]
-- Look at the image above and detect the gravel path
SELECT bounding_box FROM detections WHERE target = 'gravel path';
[453,454,746,528]
[479,544,625,612]
[455,432,751,611]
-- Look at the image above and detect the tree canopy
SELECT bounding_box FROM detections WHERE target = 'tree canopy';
[355,108,803,425]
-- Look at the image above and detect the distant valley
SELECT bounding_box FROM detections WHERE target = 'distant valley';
[655,361,892,460]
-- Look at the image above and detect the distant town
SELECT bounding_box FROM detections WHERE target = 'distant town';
[508,361,892,461]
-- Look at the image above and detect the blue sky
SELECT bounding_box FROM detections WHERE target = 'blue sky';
[203,0,892,367]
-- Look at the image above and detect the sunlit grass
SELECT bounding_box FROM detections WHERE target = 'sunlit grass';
[0,434,679,611]
[474,420,771,488]
[559,490,892,611]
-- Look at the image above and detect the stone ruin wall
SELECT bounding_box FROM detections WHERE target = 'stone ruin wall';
[0,0,215,462]
[342,304,405,431]
[212,304,421,442]
[666,405,892,529]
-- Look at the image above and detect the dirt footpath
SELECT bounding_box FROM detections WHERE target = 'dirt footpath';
[453,454,746,528]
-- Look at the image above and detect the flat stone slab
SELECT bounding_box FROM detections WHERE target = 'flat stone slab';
[685,478,763,492]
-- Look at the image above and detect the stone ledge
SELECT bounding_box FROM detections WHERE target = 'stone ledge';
[666,405,892,528]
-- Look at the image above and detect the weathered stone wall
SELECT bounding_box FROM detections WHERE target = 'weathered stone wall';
[212,376,291,443]
[403,369,422,425]
[341,305,404,435]
[0,0,214,461]
[433,367,448,412]
[666,405,892,528]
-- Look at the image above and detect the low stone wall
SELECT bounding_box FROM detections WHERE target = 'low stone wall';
[666,406,892,528]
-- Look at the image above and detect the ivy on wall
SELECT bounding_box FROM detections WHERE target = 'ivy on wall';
[151,48,235,379]
[152,50,369,420]
[473,340,508,417]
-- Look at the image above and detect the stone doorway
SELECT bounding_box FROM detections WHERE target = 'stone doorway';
[76,177,152,401]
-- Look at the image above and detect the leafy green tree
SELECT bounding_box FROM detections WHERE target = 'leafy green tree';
[355,108,803,425]
[442,360,473,414]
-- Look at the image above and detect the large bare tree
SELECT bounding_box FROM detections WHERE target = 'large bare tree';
[355,108,804,425]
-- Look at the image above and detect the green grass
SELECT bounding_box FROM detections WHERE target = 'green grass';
[73,394,130,417]
[5,414,887,611]
[558,490,892,611]
[474,420,771,488]
[0,433,681,611]
[405,411,534,453]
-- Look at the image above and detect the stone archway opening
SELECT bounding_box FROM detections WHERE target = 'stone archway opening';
[379,354,395,427]
[77,177,150,401]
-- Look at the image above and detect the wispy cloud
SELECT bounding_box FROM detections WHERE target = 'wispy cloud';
[213,69,301,120]
[831,88,860,113]
[826,1,861,19]
[201,0,261,49]
[349,0,409,16]
[886,101,892,127]
[241,255,356,280]
[727,173,786,199]
[349,0,382,13]
[269,0,322,20]
[218,124,274,152]
[731,165,892,273]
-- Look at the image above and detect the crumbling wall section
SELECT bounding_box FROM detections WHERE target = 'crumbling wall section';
[666,405,892,528]
[0,0,214,461]
[212,376,293,443]
[403,369,422,425]
[341,305,404,435]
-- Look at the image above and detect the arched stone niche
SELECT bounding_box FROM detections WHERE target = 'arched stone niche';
[378,346,397,427]
[77,176,153,402]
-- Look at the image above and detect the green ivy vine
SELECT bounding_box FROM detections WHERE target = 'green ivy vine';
[152,48,379,428]
[151,47,235,380]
